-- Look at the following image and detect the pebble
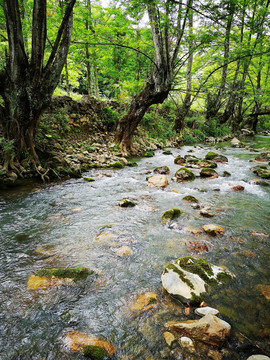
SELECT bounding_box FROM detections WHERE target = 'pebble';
[195,306,219,317]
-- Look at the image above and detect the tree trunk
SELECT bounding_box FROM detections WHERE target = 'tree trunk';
[115,80,169,155]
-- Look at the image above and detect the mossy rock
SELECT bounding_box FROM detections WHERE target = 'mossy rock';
[119,199,137,207]
[196,160,217,168]
[126,161,138,167]
[162,256,234,304]
[143,151,155,157]
[84,177,95,182]
[175,167,195,182]
[108,161,124,169]
[223,171,231,177]
[174,155,185,165]
[205,152,219,160]
[162,208,182,223]
[163,150,172,155]
[154,166,170,174]
[182,195,199,203]
[251,165,270,179]
[83,345,109,360]
[200,168,218,178]
[36,267,92,281]
[186,158,199,164]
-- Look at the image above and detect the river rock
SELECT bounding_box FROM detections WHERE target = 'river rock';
[205,152,219,160]
[174,155,185,165]
[247,356,270,360]
[179,336,195,352]
[197,160,217,168]
[166,314,231,346]
[161,256,233,304]
[119,199,137,207]
[223,171,231,177]
[175,167,195,182]
[200,209,214,217]
[232,185,245,191]
[251,165,270,179]
[231,137,240,145]
[27,275,72,290]
[163,331,176,346]
[200,168,219,178]
[147,175,169,188]
[195,306,219,317]
[129,292,157,312]
[254,153,270,162]
[154,166,170,174]
[256,285,270,300]
[202,224,225,236]
[185,240,211,253]
[163,150,172,155]
[183,195,199,203]
[162,208,182,224]
[96,232,117,242]
[112,246,133,257]
[63,331,116,358]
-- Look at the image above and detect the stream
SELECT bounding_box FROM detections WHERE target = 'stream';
[0,136,269,360]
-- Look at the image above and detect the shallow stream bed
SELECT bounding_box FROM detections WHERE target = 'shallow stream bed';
[0,136,269,360]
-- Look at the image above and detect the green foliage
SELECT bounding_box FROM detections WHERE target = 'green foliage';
[0,137,15,156]
[100,106,119,130]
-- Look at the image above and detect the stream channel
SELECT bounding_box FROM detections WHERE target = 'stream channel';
[0,136,269,360]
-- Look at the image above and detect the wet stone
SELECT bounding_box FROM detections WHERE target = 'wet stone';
[147,175,169,188]
[195,306,219,317]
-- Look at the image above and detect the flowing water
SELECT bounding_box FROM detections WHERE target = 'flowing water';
[0,136,269,360]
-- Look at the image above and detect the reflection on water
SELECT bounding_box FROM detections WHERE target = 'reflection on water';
[0,137,269,359]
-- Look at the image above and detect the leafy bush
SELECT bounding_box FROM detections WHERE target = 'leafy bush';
[101,106,119,131]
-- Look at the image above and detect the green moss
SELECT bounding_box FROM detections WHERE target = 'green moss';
[163,150,172,155]
[190,292,203,306]
[182,195,199,203]
[197,160,217,168]
[108,161,124,169]
[148,297,157,305]
[143,151,154,157]
[200,168,218,177]
[175,257,218,286]
[165,264,194,290]
[216,271,233,283]
[36,267,92,281]
[223,171,231,177]
[205,151,218,160]
[84,177,95,182]
[126,161,138,167]
[162,208,182,222]
[83,345,109,360]
[186,158,199,164]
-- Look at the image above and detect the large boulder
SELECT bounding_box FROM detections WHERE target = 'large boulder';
[154,166,170,174]
[174,155,185,165]
[161,256,233,304]
[200,168,219,178]
[175,167,195,182]
[165,314,231,346]
[162,208,182,224]
[147,175,169,187]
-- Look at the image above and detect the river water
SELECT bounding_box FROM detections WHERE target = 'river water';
[0,136,269,360]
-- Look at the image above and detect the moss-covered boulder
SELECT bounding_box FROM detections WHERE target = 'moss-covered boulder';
[119,199,137,207]
[251,165,270,179]
[196,160,217,168]
[254,153,270,162]
[175,167,195,182]
[154,166,170,174]
[174,155,185,165]
[162,208,182,224]
[182,195,199,203]
[36,267,92,281]
[143,151,155,157]
[200,168,219,178]
[186,158,199,165]
[108,161,124,169]
[223,171,231,177]
[161,256,233,304]
[205,152,219,160]
[127,161,138,167]
[202,224,225,236]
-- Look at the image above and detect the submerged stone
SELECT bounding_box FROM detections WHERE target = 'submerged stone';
[27,274,72,290]
[161,256,233,304]
[129,292,157,312]
[231,185,245,191]
[163,331,176,347]
[119,199,137,207]
[96,232,117,242]
[256,285,270,300]
[166,314,231,346]
[83,345,109,360]
[126,161,138,167]
[174,155,185,165]
[185,240,212,253]
[163,150,172,155]
[202,224,225,236]
[200,168,219,178]
[144,151,155,157]
[147,175,168,188]
[154,166,170,174]
[162,208,182,224]
[175,167,195,182]
[223,171,231,177]
[182,195,199,203]
[84,177,95,182]
[200,209,214,217]
[36,267,92,281]
[63,331,116,356]
[112,246,133,257]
